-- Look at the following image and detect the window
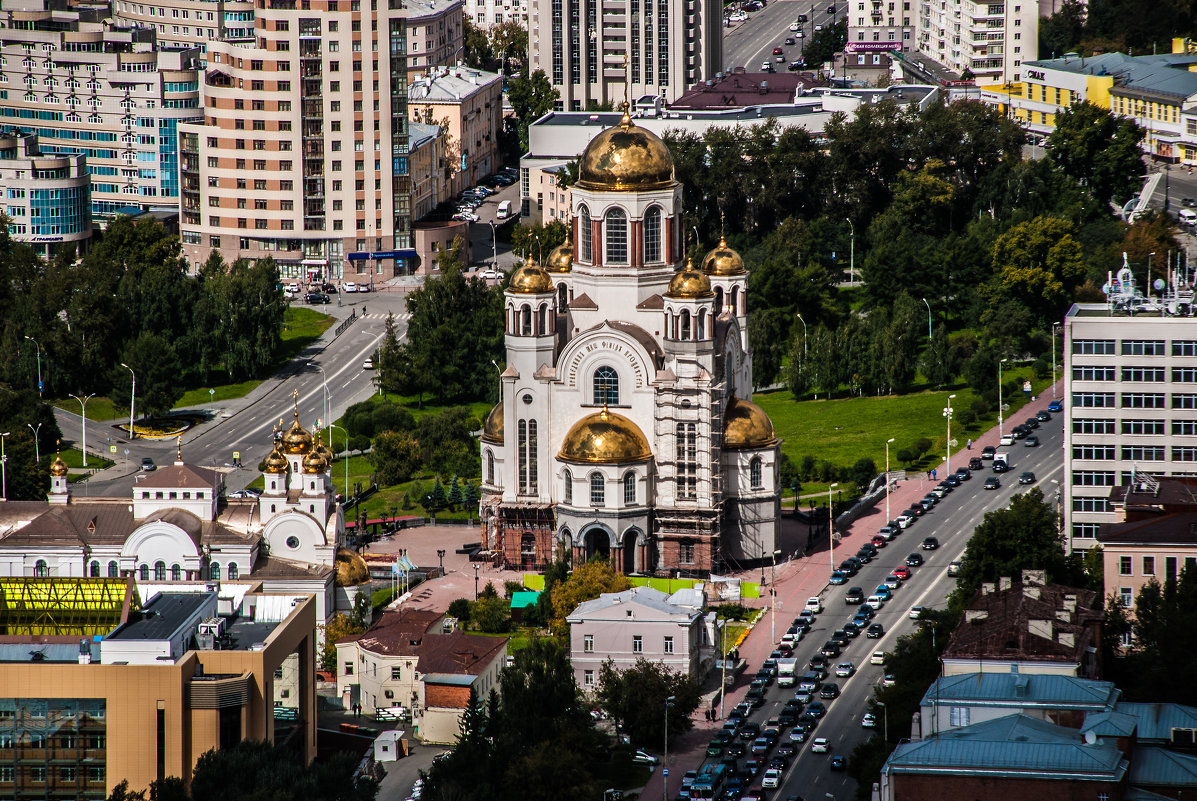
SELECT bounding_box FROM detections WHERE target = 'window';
[750,457,763,489]
[584,634,594,652]
[1119,587,1133,608]
[1174,447,1197,461]
[563,469,572,504]
[1175,394,1197,409]
[1175,421,1197,436]
[209,563,220,580]
[664,635,674,654]
[1122,339,1166,355]
[517,420,537,495]
[644,206,661,262]
[1122,393,1165,409]
[624,471,636,504]
[1074,393,1115,407]
[139,564,149,580]
[1073,366,1115,381]
[228,563,239,580]
[949,707,970,727]
[108,561,119,577]
[1123,366,1165,382]
[486,450,495,484]
[1123,419,1165,435]
[34,559,48,577]
[680,541,695,563]
[1073,471,1116,486]
[1073,445,1116,460]
[579,205,592,262]
[632,635,643,653]
[391,666,401,680]
[1073,523,1100,540]
[153,561,165,581]
[1123,445,1166,460]
[584,669,594,687]
[676,423,697,499]
[605,208,628,264]
[344,662,353,676]
[1173,340,1197,356]
[1143,556,1155,576]
[590,473,605,505]
[594,366,619,405]
[1073,418,1116,434]
[1074,497,1111,512]
[1073,339,1115,355]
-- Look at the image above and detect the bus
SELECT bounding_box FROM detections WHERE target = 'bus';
[689,763,727,799]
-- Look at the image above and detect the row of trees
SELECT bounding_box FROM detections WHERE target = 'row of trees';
[1040,0,1194,62]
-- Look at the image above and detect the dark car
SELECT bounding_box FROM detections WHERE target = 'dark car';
[906,552,924,567]
[321,282,337,293]
[1012,424,1029,439]
[867,623,885,638]
[845,587,865,604]
[808,654,828,671]
[838,558,860,576]
[140,457,156,472]
[745,687,765,708]
[944,474,961,488]
[828,570,848,585]
[992,460,1009,473]
[830,755,847,770]
[806,701,827,718]
[777,709,799,727]
[1036,409,1052,422]
[955,467,971,480]
[855,548,873,564]
[1019,471,1036,484]
[984,476,1001,489]
[776,742,799,760]
[787,59,805,70]
[841,622,861,638]
[1023,417,1040,430]
[906,504,925,517]
[968,457,984,470]
[820,683,841,699]
[922,536,939,550]
[820,641,841,658]
[981,445,996,460]
[739,721,762,741]
[727,741,747,758]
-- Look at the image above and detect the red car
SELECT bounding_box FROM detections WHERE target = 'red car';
[892,566,911,580]
[772,46,784,55]
[870,535,888,548]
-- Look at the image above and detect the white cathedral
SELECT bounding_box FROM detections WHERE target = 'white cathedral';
[479,110,782,575]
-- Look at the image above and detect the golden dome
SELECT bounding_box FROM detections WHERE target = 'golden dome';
[334,548,371,587]
[263,445,289,474]
[302,448,328,474]
[482,400,504,444]
[558,407,652,464]
[282,412,313,455]
[576,108,676,192]
[702,237,747,276]
[50,453,68,477]
[724,395,779,450]
[507,256,555,294]
[546,241,574,274]
[666,259,714,299]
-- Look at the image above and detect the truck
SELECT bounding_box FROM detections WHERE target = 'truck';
[776,657,799,688]
[993,452,1010,472]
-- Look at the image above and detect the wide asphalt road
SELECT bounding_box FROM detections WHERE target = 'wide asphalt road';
[723,0,843,74]
[697,397,1066,801]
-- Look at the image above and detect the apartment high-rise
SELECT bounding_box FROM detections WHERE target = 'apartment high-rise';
[527,0,723,110]
[0,0,201,224]
[178,0,465,281]
[0,132,92,257]
[112,0,255,54]
[846,0,915,56]
[916,0,1037,84]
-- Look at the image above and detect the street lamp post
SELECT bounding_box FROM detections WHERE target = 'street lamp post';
[943,394,956,474]
[26,423,41,466]
[845,218,855,283]
[794,312,808,357]
[663,695,676,801]
[309,362,330,444]
[437,549,446,575]
[70,393,95,467]
[921,298,932,342]
[876,701,888,743]
[24,336,42,397]
[120,363,136,439]
[828,482,838,580]
[770,549,781,643]
[473,563,480,600]
[885,437,895,521]
[489,221,498,271]
[997,358,1009,437]
[0,432,9,501]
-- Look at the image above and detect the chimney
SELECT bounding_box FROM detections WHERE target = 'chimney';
[1057,631,1075,648]
[78,640,92,665]
[1056,609,1072,623]
[1023,586,1041,600]
[1063,595,1077,612]
[1022,569,1046,586]
[1013,674,1029,697]
[981,582,996,595]
[999,576,1012,592]
[1028,619,1053,640]
[965,610,989,623]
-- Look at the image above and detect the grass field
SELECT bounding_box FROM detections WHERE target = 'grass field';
[52,396,122,423]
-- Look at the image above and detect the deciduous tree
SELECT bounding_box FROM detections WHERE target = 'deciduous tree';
[549,560,631,638]
[1046,101,1144,206]
[596,658,701,746]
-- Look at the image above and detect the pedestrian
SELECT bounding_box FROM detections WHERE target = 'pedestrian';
[967,438,972,450]
[362,305,367,315]
[704,709,711,722]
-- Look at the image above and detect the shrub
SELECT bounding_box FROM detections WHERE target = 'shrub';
[914,438,932,457]
[448,598,471,621]
[715,603,750,620]
[473,595,510,633]
[372,403,415,435]
[504,580,525,598]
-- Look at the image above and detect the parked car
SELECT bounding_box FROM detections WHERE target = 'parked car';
[343,281,358,292]
[828,570,848,585]
[981,445,996,459]
[1036,409,1052,422]
[632,749,659,765]
[968,457,984,470]
[1048,400,1063,412]
[788,59,805,70]
[305,291,330,304]
[955,467,971,480]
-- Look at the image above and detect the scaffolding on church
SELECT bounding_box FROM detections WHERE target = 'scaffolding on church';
[495,503,556,572]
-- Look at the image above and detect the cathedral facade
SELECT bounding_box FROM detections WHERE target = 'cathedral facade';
[479,111,781,576]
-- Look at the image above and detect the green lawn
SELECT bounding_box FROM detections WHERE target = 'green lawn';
[51,396,121,423]
[58,447,113,470]
[175,380,266,408]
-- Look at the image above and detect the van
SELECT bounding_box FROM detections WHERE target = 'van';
[1180,209,1197,226]
[805,597,823,614]
[496,200,512,219]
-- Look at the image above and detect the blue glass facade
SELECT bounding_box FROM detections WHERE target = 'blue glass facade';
[30,185,89,237]
[158,117,196,200]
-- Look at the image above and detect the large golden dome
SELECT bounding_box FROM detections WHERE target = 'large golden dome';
[546,241,573,274]
[282,413,313,455]
[666,259,714,299]
[334,548,371,587]
[482,400,504,444]
[559,407,652,464]
[724,395,779,450]
[702,236,747,276]
[507,256,555,294]
[576,109,675,192]
[302,448,328,474]
[263,444,289,474]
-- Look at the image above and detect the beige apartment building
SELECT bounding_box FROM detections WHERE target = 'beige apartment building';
[464,0,527,28]
[0,0,201,224]
[915,0,1037,84]
[408,64,501,197]
[112,0,255,54]
[404,0,464,79]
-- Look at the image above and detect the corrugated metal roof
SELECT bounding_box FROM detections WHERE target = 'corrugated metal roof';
[922,672,1119,710]
[1114,702,1197,742]
[1128,746,1197,787]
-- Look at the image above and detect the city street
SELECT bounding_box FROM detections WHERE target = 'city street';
[723,0,842,74]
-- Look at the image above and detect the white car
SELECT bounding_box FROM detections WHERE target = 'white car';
[1000,434,1015,445]
[343,281,358,292]
[870,651,886,665]
[834,662,855,678]
[805,597,823,614]
[761,768,782,789]
[452,211,479,222]
[815,22,824,30]
[861,713,877,728]
[478,268,504,280]
[631,749,658,765]
[811,737,830,753]
[910,606,924,619]
[789,21,800,30]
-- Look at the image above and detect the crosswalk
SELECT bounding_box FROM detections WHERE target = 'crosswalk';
[355,312,410,321]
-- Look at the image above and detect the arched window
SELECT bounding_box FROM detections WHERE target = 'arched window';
[154,561,166,581]
[171,564,181,581]
[714,286,724,313]
[644,206,662,262]
[537,304,547,335]
[520,305,532,336]
[590,473,605,505]
[579,205,592,262]
[594,366,619,405]
[563,469,573,505]
[731,285,741,315]
[486,450,495,485]
[34,559,48,577]
[680,309,691,340]
[209,563,221,581]
[605,208,628,264]
[228,563,239,580]
[624,471,636,504]
[750,457,763,489]
[697,309,707,340]
[139,564,149,581]
[108,561,119,578]
[90,561,100,577]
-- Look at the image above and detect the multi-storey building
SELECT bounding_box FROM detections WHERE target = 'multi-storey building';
[178,0,424,281]
[404,0,464,79]
[408,120,446,219]
[464,0,527,29]
[408,64,501,196]
[527,0,723,109]
[0,132,92,257]
[0,0,201,224]
[1063,301,1197,553]
[915,0,1037,85]
[847,0,915,57]
[112,0,255,55]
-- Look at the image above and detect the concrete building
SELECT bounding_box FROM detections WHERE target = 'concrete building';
[403,0,465,80]
[1063,302,1197,552]
[464,0,526,29]
[846,0,914,57]
[0,0,201,224]
[408,65,502,197]
[334,608,507,744]
[567,586,709,691]
[112,0,255,55]
[0,132,92,258]
[918,673,1120,737]
[408,121,447,220]
[0,586,317,798]
[527,0,723,109]
[177,0,420,282]
[913,0,1037,85]
[483,112,783,575]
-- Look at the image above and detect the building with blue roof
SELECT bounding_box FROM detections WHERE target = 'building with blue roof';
[919,671,1120,736]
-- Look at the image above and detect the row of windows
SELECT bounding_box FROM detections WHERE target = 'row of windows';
[0,765,104,783]
[45,559,238,580]
[577,204,665,265]
[581,633,674,654]
[1073,339,1197,356]
[1072,445,1197,461]
[1074,366,1197,382]
[1118,555,1193,578]
[1070,393,1197,408]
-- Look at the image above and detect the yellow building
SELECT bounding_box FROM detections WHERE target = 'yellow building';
[0,582,316,798]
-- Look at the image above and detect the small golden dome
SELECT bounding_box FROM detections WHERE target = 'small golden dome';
[558,407,652,464]
[263,446,289,474]
[702,236,747,276]
[482,400,504,444]
[50,453,68,477]
[546,241,574,274]
[302,448,328,474]
[724,395,779,450]
[507,256,555,294]
[666,259,714,299]
[576,108,676,192]
[334,548,371,588]
[282,413,313,455]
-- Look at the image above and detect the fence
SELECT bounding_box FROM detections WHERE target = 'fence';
[333,310,358,339]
